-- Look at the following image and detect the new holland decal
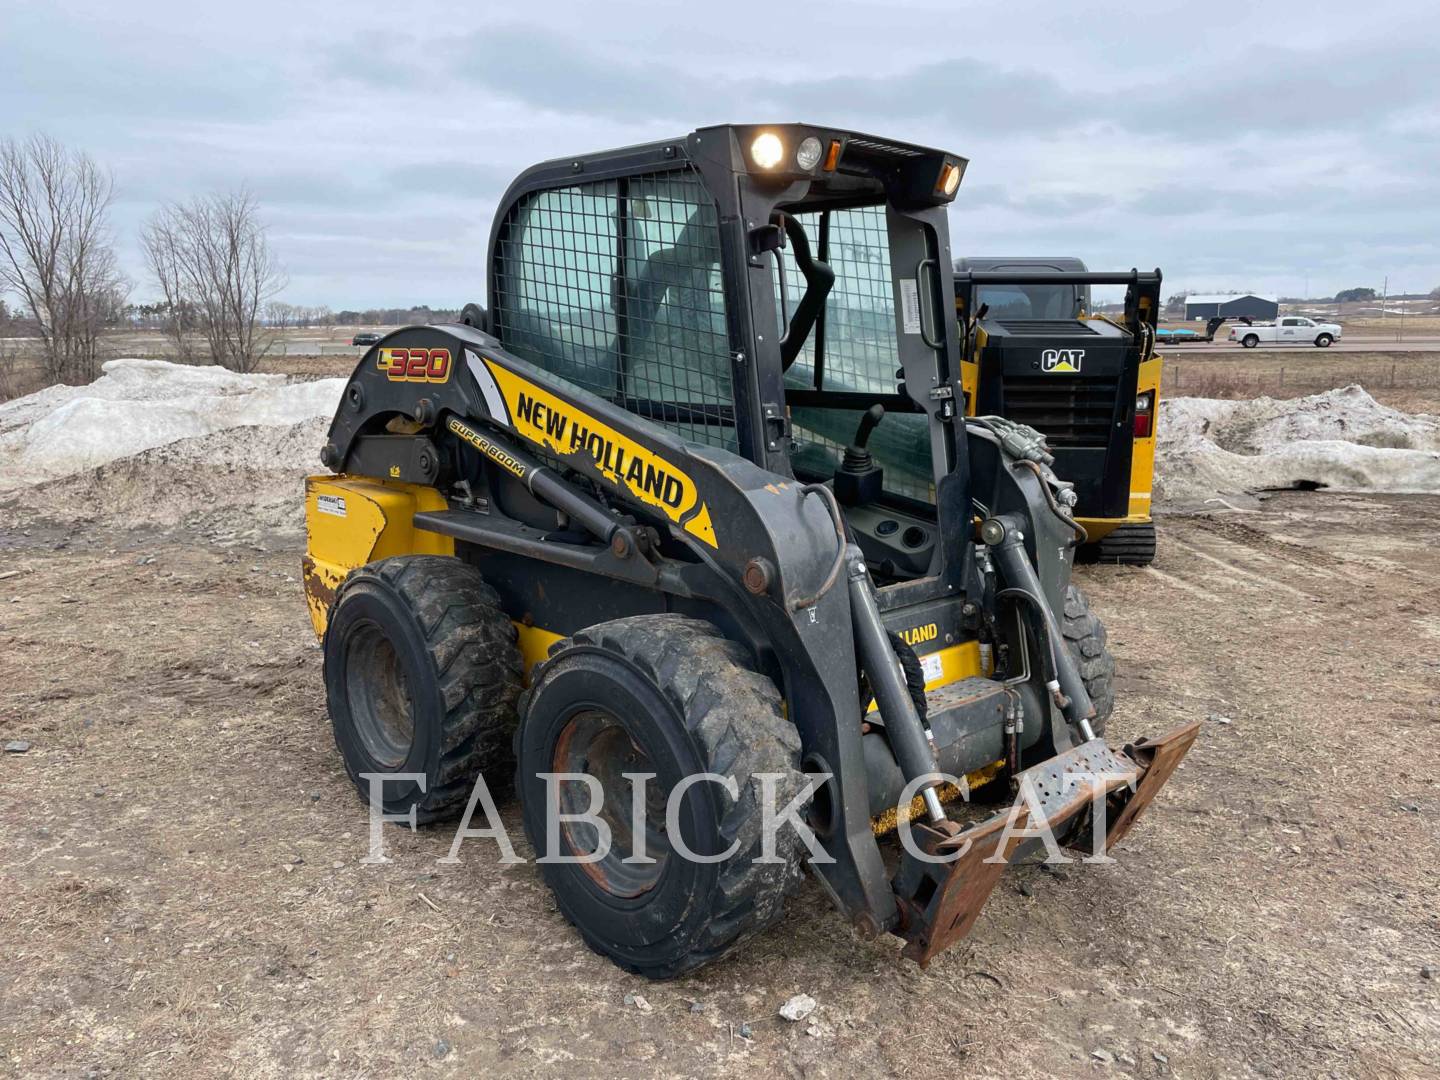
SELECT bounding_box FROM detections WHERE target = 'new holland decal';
[1041,348,1084,373]
[481,360,718,548]
[899,621,939,648]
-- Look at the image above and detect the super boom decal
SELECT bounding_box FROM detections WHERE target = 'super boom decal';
[481,360,718,548]
[446,417,529,480]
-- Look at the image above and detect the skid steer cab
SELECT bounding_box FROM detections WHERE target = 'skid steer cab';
[954,261,1164,564]
[303,123,1198,978]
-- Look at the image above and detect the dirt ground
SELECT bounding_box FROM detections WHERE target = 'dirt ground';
[2,482,1438,1078]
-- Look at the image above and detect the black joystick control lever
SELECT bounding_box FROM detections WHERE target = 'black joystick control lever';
[835,404,885,506]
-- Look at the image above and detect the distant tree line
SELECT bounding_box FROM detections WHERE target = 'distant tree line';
[1333,286,1440,304]
[1334,287,1376,303]
[263,302,334,330]
[330,305,461,326]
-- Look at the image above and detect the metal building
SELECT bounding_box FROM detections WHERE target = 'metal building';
[1183,293,1278,321]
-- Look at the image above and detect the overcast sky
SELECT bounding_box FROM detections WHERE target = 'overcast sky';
[5,0,1437,309]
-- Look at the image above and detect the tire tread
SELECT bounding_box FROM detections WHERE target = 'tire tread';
[332,555,522,823]
[1059,584,1117,736]
[519,614,806,978]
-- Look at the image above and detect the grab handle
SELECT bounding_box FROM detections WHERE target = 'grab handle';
[915,258,943,350]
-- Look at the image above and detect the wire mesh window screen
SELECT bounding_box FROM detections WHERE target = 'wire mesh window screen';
[495,183,618,396]
[493,170,735,450]
[620,173,734,448]
[774,205,934,502]
[778,205,899,396]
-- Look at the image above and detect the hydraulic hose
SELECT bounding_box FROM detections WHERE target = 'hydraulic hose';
[1010,458,1088,545]
[791,483,847,611]
[995,587,1062,690]
[987,518,1096,736]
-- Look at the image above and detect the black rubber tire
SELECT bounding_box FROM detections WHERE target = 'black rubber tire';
[1080,521,1157,566]
[1060,584,1116,736]
[459,302,489,332]
[1241,333,1259,348]
[324,555,522,823]
[1315,333,1333,348]
[516,614,807,979]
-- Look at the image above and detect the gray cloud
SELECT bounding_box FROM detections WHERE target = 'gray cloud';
[0,8,290,125]
[441,26,1090,134]
[439,21,1440,142]
[4,0,1438,306]
[384,162,514,200]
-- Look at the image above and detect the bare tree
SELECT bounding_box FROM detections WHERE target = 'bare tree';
[142,190,285,372]
[141,215,200,363]
[265,300,297,332]
[0,134,126,384]
[0,299,17,400]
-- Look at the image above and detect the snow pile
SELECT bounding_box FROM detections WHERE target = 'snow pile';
[0,359,343,537]
[0,359,343,484]
[1157,385,1440,505]
[31,417,335,536]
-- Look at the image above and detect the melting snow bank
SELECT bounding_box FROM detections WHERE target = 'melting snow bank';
[1157,385,1440,506]
[0,359,342,537]
[5,365,1439,536]
[0,359,343,485]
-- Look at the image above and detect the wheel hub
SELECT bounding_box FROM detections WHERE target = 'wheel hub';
[551,710,671,897]
[344,622,415,768]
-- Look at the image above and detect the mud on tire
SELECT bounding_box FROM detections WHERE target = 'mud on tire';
[516,614,808,979]
[324,555,522,823]
[1061,584,1116,736]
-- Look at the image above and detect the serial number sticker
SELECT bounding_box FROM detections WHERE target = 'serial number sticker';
[920,652,944,685]
[316,494,346,518]
[899,279,922,335]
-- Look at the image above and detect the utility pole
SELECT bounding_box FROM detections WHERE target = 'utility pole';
[1382,276,1388,324]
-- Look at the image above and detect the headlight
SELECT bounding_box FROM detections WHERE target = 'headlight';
[795,136,823,171]
[750,132,784,169]
[939,162,962,197]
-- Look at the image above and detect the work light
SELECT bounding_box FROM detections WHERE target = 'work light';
[939,162,962,197]
[750,132,784,169]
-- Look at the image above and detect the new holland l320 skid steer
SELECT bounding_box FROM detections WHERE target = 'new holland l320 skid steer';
[301,124,1199,977]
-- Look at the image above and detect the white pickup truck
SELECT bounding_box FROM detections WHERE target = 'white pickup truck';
[1228,316,1342,348]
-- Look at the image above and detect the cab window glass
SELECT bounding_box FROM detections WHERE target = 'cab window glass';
[493,170,736,450]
